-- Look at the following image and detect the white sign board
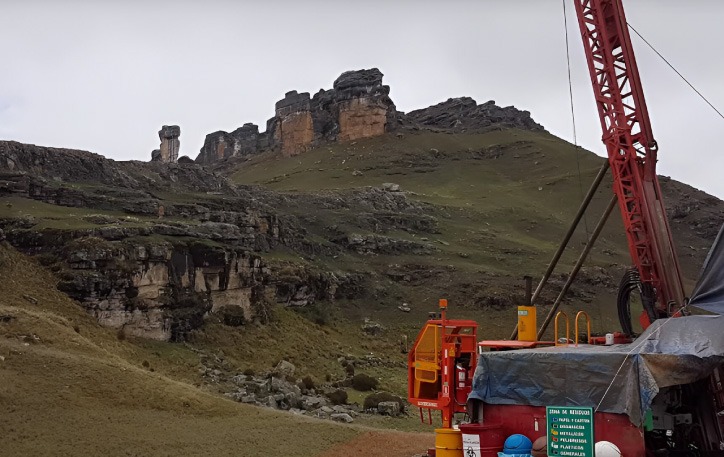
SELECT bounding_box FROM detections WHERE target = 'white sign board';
[462,433,482,457]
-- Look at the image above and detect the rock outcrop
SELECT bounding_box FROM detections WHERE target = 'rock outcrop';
[54,237,269,341]
[0,140,241,199]
[196,123,263,165]
[196,68,398,162]
[0,140,374,340]
[197,352,404,422]
[405,97,544,132]
[270,91,315,157]
[194,69,550,166]
[195,69,549,165]
[153,125,180,163]
[333,68,396,142]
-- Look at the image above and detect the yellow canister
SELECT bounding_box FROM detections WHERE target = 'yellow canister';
[435,428,463,457]
[517,305,537,341]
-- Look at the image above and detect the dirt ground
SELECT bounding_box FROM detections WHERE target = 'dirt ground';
[318,431,434,457]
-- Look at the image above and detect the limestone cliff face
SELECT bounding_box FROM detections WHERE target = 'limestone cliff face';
[279,112,314,157]
[333,68,396,142]
[0,140,405,342]
[56,238,269,341]
[272,91,315,157]
[338,98,389,142]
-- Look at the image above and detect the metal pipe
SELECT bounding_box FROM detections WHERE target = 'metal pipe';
[536,195,617,340]
[524,275,533,305]
[510,160,609,339]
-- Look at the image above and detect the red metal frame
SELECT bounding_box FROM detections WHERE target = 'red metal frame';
[407,305,478,428]
[573,0,685,325]
[478,340,555,350]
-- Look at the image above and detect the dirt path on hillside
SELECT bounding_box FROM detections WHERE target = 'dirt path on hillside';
[317,430,433,457]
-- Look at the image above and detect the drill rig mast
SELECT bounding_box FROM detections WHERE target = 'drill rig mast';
[573,0,686,329]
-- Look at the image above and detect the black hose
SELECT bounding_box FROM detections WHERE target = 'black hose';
[617,269,638,336]
[617,268,658,336]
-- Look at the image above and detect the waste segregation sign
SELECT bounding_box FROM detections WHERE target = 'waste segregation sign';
[546,406,594,457]
[462,433,481,457]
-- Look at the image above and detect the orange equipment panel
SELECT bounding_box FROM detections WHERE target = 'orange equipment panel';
[407,300,478,428]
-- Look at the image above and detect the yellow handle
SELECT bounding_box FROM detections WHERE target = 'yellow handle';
[554,311,570,346]
[575,311,591,346]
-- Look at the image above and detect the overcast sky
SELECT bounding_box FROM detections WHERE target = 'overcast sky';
[2,1,723,198]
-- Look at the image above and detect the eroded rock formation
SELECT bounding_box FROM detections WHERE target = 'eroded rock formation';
[405,97,544,132]
[194,68,548,165]
[333,68,396,142]
[196,123,262,165]
[55,238,268,341]
[271,91,315,157]
[154,125,180,163]
[196,68,398,162]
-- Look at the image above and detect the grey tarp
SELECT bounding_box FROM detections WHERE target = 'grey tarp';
[470,315,724,425]
[690,223,724,315]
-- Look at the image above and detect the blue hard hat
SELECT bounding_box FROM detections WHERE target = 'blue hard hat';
[504,434,533,454]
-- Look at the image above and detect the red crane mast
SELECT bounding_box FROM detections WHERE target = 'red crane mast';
[573,0,686,326]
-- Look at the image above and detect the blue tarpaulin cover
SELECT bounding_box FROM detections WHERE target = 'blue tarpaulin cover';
[471,223,724,424]
[690,223,724,315]
[470,315,724,425]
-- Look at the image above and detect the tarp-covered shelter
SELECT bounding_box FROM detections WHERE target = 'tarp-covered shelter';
[470,315,724,425]
[471,223,724,425]
[690,223,724,315]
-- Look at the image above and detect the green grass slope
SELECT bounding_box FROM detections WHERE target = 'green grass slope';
[229,131,629,327]
[0,244,434,456]
[227,129,718,336]
[232,130,628,265]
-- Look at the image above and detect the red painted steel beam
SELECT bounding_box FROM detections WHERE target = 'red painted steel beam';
[572,0,685,322]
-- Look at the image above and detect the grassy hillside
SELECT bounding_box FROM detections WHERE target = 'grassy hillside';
[229,130,641,331]
[0,244,433,456]
[225,129,721,338]
[1,126,720,454]
[232,130,628,268]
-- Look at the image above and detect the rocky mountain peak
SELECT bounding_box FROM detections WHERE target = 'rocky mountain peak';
[405,97,544,132]
[332,68,389,98]
[194,68,543,166]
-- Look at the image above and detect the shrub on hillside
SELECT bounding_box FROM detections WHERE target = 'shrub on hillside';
[326,389,348,405]
[301,375,316,390]
[295,302,335,326]
[218,305,246,326]
[351,373,378,391]
[363,391,406,413]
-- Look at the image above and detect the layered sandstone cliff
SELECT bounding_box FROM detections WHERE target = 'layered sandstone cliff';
[196,68,397,163]
[195,68,545,165]
[151,125,181,163]
[0,140,374,341]
[55,237,269,341]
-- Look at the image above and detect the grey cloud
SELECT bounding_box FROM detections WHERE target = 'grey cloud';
[1,0,722,197]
